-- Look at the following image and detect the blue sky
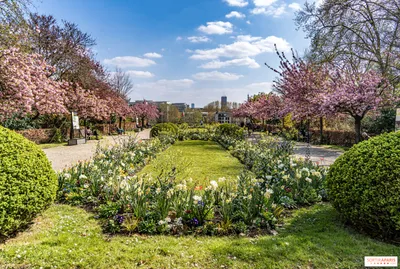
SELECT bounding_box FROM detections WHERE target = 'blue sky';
[34,0,314,107]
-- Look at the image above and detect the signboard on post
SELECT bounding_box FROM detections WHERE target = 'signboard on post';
[72,112,80,130]
[396,108,400,132]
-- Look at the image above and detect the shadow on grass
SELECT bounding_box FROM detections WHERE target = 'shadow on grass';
[210,204,399,268]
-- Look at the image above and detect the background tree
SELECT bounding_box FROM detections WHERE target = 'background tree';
[131,101,159,130]
[0,0,32,50]
[109,67,133,101]
[296,0,400,86]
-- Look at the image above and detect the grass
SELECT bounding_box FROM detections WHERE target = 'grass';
[0,203,398,269]
[37,142,67,149]
[139,140,244,184]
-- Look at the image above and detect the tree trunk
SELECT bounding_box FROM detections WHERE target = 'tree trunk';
[319,117,323,144]
[119,117,122,129]
[141,117,144,131]
[354,116,362,144]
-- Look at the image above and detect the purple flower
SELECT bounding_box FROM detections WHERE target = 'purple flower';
[192,218,199,226]
[114,215,124,224]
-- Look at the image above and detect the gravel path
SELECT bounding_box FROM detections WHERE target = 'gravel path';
[247,134,343,166]
[44,129,150,172]
[293,142,343,166]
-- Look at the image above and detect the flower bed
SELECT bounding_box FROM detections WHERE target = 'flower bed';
[57,127,327,236]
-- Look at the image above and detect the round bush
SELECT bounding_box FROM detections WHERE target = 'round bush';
[0,126,57,237]
[150,123,178,137]
[327,132,400,239]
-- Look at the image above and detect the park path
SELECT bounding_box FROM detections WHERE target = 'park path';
[44,129,150,172]
[293,142,343,166]
[247,134,343,166]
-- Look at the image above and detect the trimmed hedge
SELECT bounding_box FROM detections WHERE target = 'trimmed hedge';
[0,126,57,237]
[327,132,400,240]
[215,124,244,140]
[150,123,178,137]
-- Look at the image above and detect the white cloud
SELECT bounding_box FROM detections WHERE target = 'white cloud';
[226,11,246,19]
[190,35,290,60]
[193,71,243,81]
[143,52,162,58]
[288,2,301,10]
[125,70,155,78]
[198,21,233,35]
[176,36,183,41]
[251,4,286,17]
[104,56,156,67]
[253,0,277,6]
[245,82,274,92]
[188,36,211,43]
[223,0,249,7]
[236,35,262,42]
[199,57,260,69]
[246,20,251,24]
[135,79,195,91]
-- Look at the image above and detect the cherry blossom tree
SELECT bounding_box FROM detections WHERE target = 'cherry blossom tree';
[323,70,395,143]
[131,100,159,130]
[0,47,68,120]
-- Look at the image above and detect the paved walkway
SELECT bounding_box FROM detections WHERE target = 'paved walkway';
[293,142,343,166]
[44,129,150,172]
[247,134,343,166]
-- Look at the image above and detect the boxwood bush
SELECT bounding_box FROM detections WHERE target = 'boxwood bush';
[0,126,57,237]
[150,123,178,137]
[215,123,244,140]
[327,132,400,240]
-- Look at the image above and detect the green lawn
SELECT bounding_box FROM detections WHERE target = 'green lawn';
[0,203,398,269]
[139,140,244,185]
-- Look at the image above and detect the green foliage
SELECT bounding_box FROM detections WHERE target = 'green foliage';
[50,128,63,143]
[215,124,244,140]
[0,126,57,237]
[327,132,400,240]
[362,108,396,134]
[1,113,39,130]
[150,123,178,137]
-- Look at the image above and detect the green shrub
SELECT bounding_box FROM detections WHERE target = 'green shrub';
[215,124,244,140]
[150,123,178,137]
[0,126,57,237]
[327,132,400,240]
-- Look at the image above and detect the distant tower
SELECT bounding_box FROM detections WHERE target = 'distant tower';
[191,103,195,109]
[221,96,227,109]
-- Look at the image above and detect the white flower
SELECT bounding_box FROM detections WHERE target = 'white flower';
[193,195,202,202]
[167,188,174,198]
[83,183,89,189]
[218,177,226,183]
[266,176,273,180]
[165,217,171,223]
[176,183,187,191]
[79,174,87,180]
[282,174,289,181]
[64,173,71,179]
[305,177,312,183]
[210,180,218,190]
[156,188,161,194]
[264,189,274,199]
[120,180,130,191]
[158,220,166,225]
